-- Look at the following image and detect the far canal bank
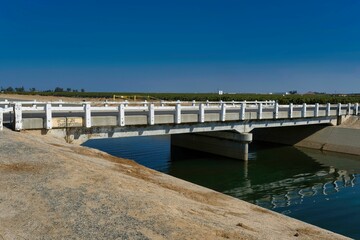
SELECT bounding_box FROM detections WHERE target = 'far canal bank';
[253,116,360,156]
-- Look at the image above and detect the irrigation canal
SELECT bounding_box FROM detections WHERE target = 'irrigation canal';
[83,136,360,239]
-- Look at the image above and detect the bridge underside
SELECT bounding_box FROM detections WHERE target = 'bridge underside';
[41,116,337,141]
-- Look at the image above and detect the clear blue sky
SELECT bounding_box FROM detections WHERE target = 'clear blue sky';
[1,0,359,93]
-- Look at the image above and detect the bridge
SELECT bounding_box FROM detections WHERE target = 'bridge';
[1,100,359,160]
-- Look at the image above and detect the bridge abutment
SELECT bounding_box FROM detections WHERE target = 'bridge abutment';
[170,131,253,161]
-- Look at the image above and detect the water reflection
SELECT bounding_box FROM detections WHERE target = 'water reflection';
[169,144,360,211]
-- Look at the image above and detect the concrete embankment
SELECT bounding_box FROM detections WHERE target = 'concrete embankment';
[0,129,349,239]
[252,116,360,156]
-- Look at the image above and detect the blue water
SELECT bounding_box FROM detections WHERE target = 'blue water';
[83,136,360,238]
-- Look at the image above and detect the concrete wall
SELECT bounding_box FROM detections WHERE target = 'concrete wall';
[252,117,360,156]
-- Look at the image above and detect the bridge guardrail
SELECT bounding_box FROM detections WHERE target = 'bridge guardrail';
[0,101,359,131]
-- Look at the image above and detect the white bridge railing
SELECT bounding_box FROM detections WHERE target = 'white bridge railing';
[0,100,359,131]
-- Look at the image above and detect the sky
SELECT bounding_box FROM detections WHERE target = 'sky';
[0,0,359,93]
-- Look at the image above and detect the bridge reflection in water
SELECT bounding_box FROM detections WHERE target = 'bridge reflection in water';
[218,148,360,210]
[168,145,358,206]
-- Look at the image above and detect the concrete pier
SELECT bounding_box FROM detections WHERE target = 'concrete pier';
[171,131,253,161]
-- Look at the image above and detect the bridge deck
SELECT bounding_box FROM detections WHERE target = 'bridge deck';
[0,101,359,136]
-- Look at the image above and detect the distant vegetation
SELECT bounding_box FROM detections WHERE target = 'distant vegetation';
[1,86,360,104]
[1,86,85,94]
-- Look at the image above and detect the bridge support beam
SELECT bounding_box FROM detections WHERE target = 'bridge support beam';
[170,131,253,161]
[0,109,3,131]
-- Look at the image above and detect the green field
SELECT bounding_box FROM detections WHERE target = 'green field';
[3,91,360,104]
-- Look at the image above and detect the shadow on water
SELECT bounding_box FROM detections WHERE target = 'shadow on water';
[170,143,360,238]
[83,136,360,238]
[169,143,357,208]
[169,144,325,196]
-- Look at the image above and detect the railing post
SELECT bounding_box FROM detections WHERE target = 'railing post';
[199,103,205,123]
[175,102,181,124]
[289,103,293,118]
[192,100,196,107]
[326,103,331,116]
[45,103,52,129]
[0,108,3,131]
[148,104,155,125]
[314,103,319,117]
[347,103,351,115]
[337,103,342,116]
[206,100,210,106]
[258,103,263,120]
[302,103,307,118]
[220,103,226,122]
[124,100,129,107]
[240,102,246,120]
[144,100,148,107]
[118,104,125,126]
[85,103,91,128]
[355,103,359,115]
[273,102,279,119]
[14,103,22,131]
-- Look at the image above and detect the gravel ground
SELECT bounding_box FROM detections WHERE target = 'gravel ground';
[0,129,350,240]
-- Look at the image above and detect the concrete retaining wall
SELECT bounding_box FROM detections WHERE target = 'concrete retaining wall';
[252,117,360,156]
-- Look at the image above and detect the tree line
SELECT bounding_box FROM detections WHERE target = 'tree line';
[1,86,85,93]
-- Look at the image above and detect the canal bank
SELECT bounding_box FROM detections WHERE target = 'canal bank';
[0,129,348,239]
[252,116,360,156]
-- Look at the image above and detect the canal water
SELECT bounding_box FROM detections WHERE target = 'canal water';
[83,136,360,239]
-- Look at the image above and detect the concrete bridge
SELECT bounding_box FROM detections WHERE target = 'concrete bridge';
[1,100,359,160]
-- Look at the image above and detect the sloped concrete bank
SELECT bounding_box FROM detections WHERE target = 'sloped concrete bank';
[0,129,349,239]
[252,116,360,156]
